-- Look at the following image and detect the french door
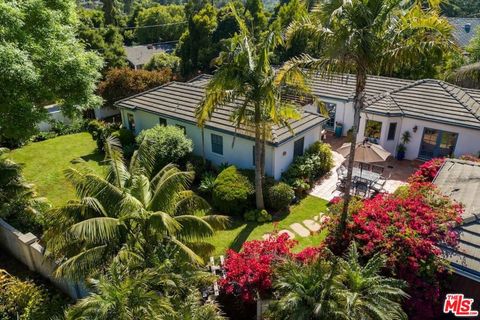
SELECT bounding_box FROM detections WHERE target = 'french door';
[419,128,458,160]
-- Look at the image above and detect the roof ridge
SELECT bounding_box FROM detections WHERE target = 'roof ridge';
[114,81,176,106]
[437,80,480,122]
[365,79,427,106]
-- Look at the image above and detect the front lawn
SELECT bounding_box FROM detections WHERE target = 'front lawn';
[7,133,106,207]
[210,195,329,256]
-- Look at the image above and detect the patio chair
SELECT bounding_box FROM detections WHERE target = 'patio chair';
[359,163,371,172]
[355,182,369,198]
[371,164,385,174]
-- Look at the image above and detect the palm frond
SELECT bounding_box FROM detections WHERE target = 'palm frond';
[69,217,122,244]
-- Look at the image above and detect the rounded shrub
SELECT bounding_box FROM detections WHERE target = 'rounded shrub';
[136,125,193,173]
[212,166,254,215]
[256,209,272,223]
[267,182,294,211]
[243,209,272,223]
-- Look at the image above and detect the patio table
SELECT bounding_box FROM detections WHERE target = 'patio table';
[352,167,381,184]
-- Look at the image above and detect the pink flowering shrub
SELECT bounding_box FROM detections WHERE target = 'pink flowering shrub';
[327,182,462,319]
[408,158,445,183]
[220,232,324,302]
[220,233,296,302]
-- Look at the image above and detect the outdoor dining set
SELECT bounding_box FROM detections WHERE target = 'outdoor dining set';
[335,139,392,198]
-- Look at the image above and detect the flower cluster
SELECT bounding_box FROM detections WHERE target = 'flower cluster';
[349,183,461,270]
[220,233,296,302]
[408,158,445,183]
[328,182,462,319]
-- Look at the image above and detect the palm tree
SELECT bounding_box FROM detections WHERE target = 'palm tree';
[197,4,311,209]
[65,263,175,320]
[268,243,408,320]
[449,62,480,89]
[44,137,228,280]
[281,0,455,237]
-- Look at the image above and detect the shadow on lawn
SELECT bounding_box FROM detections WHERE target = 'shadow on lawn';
[79,151,106,164]
[228,221,257,252]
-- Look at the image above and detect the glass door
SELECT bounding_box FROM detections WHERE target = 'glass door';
[419,128,458,160]
[324,103,336,131]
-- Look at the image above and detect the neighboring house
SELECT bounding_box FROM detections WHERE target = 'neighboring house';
[115,75,326,179]
[37,104,70,132]
[124,43,176,70]
[447,17,480,48]
[436,159,480,299]
[304,74,480,160]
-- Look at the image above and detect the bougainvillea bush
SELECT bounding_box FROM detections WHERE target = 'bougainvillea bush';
[408,158,445,183]
[220,232,323,303]
[327,182,462,319]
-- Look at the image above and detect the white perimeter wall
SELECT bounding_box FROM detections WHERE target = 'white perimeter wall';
[121,108,322,179]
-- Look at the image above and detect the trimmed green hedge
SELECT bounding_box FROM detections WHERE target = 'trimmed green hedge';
[212,166,254,215]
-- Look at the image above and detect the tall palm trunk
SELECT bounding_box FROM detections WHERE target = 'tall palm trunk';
[337,72,366,240]
[254,107,265,209]
[261,123,266,186]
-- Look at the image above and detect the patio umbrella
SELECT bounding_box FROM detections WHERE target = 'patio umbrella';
[337,140,391,163]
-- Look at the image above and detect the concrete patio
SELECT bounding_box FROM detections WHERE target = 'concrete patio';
[310,133,421,201]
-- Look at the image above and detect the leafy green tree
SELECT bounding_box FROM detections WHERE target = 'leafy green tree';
[282,0,455,238]
[0,0,103,146]
[135,4,186,43]
[197,5,310,209]
[145,51,182,73]
[176,0,218,76]
[97,67,173,107]
[103,0,123,25]
[270,0,309,63]
[268,243,408,320]
[44,137,228,280]
[244,0,268,38]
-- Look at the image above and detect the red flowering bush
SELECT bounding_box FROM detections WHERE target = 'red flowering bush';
[294,246,323,263]
[327,182,462,319]
[408,158,445,183]
[220,233,296,302]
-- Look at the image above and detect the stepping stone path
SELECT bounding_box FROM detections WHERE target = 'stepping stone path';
[261,212,329,240]
[303,219,321,233]
[290,223,311,237]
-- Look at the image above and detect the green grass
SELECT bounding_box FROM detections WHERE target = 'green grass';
[7,133,106,207]
[210,196,329,255]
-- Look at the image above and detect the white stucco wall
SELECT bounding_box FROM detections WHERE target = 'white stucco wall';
[305,97,350,134]
[121,108,325,179]
[94,106,120,119]
[273,126,322,179]
[357,113,480,160]
[37,105,71,132]
[399,118,480,160]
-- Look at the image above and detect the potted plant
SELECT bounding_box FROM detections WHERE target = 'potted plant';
[397,131,411,160]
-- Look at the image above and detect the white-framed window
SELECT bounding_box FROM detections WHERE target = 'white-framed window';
[211,134,223,155]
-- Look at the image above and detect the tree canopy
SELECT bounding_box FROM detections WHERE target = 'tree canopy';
[135,4,187,43]
[0,0,103,146]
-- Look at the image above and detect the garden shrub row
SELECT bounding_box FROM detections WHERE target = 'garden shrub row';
[0,269,68,319]
[211,165,294,216]
[281,141,334,194]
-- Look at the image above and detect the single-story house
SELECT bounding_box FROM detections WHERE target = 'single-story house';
[115,72,480,177]
[115,74,326,179]
[446,17,480,48]
[125,43,176,70]
[305,74,480,160]
[436,159,480,299]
